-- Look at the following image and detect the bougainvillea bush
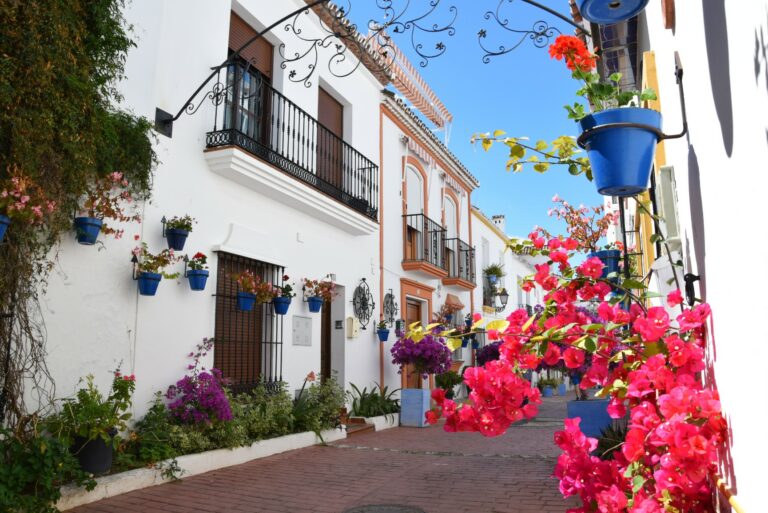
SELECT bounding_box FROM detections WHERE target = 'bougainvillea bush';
[427,230,726,512]
[391,329,453,379]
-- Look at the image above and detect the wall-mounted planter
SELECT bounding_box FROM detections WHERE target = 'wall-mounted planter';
[579,107,662,197]
[487,274,498,285]
[461,336,470,348]
[74,217,103,245]
[589,249,621,281]
[187,270,209,291]
[273,296,291,315]
[444,314,453,323]
[542,386,554,398]
[567,398,612,438]
[0,214,9,243]
[576,0,649,24]
[237,292,256,311]
[165,228,189,251]
[376,328,390,342]
[307,296,323,313]
[137,272,162,296]
[400,388,430,428]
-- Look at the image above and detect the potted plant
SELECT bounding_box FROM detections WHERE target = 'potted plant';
[131,241,180,296]
[437,303,460,325]
[273,275,295,315]
[550,35,659,197]
[376,320,390,342]
[75,172,141,245]
[538,377,557,398]
[558,379,568,396]
[164,214,195,251]
[0,170,56,243]
[576,0,649,25]
[483,263,505,286]
[302,278,337,313]
[234,270,276,311]
[44,371,135,475]
[435,370,463,400]
[390,326,452,427]
[186,252,209,291]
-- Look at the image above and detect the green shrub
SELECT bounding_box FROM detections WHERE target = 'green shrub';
[348,383,400,418]
[234,384,294,440]
[0,426,96,513]
[293,376,345,435]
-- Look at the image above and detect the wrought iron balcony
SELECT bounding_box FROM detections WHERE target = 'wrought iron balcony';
[206,63,378,220]
[402,213,447,278]
[443,238,475,287]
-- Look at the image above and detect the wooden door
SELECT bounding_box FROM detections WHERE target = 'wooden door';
[320,299,331,381]
[405,299,422,389]
[317,88,344,189]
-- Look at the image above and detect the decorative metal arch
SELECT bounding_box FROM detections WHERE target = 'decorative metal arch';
[352,278,376,330]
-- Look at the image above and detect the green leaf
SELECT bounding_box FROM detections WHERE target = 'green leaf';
[533,162,550,173]
[493,129,506,137]
[568,164,580,175]
[510,144,525,159]
[609,72,623,83]
[535,140,548,151]
[481,138,493,152]
[640,88,658,101]
[584,337,597,352]
[621,279,646,290]
[632,475,646,493]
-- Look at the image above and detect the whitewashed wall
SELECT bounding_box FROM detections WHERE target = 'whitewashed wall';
[41,0,383,417]
[641,2,768,510]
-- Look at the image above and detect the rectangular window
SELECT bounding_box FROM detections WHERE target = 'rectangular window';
[214,252,284,393]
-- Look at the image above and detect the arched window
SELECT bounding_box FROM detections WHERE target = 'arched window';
[406,166,424,214]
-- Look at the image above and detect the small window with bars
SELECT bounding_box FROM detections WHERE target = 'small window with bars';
[214,252,284,393]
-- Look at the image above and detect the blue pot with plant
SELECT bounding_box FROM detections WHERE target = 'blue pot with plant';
[0,214,9,242]
[302,278,336,313]
[273,296,291,315]
[307,296,323,313]
[576,0,649,25]
[186,252,209,291]
[567,398,612,438]
[542,386,554,398]
[74,217,103,245]
[461,336,470,348]
[137,272,162,296]
[272,276,295,315]
[237,292,256,311]
[376,321,390,342]
[589,249,621,280]
[164,214,195,251]
[444,314,453,323]
[133,242,179,297]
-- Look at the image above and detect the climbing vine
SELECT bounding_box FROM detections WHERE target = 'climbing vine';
[0,0,156,432]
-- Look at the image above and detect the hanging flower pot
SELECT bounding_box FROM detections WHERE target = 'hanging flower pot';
[444,313,453,323]
[471,340,480,350]
[576,0,649,24]
[74,217,103,245]
[487,274,498,285]
[137,272,162,296]
[377,328,390,343]
[273,296,291,315]
[165,228,189,251]
[0,215,9,243]
[579,108,662,197]
[307,296,323,313]
[589,249,621,280]
[237,291,256,311]
[187,269,209,291]
[461,336,470,348]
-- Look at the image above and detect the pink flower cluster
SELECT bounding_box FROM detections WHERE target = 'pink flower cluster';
[0,171,56,224]
[428,232,727,512]
[80,171,140,239]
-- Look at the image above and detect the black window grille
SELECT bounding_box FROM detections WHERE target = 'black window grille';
[214,252,284,393]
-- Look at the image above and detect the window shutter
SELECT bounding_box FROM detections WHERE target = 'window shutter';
[655,165,682,253]
[229,12,273,79]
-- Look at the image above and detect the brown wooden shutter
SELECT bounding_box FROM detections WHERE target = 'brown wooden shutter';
[317,88,343,137]
[229,12,273,79]
[317,88,344,188]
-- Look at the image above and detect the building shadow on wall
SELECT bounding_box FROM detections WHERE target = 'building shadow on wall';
[686,145,706,301]
[703,0,733,157]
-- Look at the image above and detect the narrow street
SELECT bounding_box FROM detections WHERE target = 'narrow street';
[71,395,579,513]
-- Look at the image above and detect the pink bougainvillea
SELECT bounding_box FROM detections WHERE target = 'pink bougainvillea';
[426,233,726,512]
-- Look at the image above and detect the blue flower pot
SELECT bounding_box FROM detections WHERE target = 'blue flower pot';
[465,317,472,328]
[461,336,470,348]
[273,296,291,315]
[444,314,453,323]
[589,249,621,281]
[74,217,103,245]
[137,272,162,296]
[237,292,256,311]
[579,107,662,197]
[487,275,498,285]
[558,383,567,396]
[400,388,431,428]
[576,0,649,24]
[165,228,189,251]
[0,215,9,243]
[307,296,323,313]
[377,328,390,342]
[471,341,479,350]
[187,269,209,291]
[542,386,554,398]
[567,398,612,438]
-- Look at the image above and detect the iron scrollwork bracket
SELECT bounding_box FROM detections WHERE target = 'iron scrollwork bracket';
[383,289,399,327]
[352,278,375,330]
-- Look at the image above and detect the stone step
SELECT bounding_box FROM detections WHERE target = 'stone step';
[346,422,376,437]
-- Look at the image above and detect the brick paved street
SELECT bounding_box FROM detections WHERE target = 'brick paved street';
[71,395,579,513]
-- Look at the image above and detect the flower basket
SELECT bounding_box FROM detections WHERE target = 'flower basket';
[165,228,189,251]
[237,291,256,311]
[187,269,209,291]
[576,0,649,25]
[558,383,567,396]
[542,386,554,398]
[272,296,291,315]
[376,328,390,343]
[566,398,612,438]
[0,214,9,242]
[137,272,162,296]
[578,107,662,197]
[71,430,115,475]
[307,296,323,313]
[589,249,621,281]
[400,388,431,428]
[74,217,103,245]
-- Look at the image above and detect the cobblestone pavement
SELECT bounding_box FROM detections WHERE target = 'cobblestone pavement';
[71,394,580,513]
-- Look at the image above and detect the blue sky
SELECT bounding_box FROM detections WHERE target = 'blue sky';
[347,0,603,237]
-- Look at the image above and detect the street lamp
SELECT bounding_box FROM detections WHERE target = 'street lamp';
[494,288,509,313]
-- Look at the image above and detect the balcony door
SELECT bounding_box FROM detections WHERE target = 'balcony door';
[317,88,344,190]
[444,196,457,276]
[405,299,423,389]
[405,166,424,261]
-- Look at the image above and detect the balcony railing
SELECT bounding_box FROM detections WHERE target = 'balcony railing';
[403,213,446,270]
[206,63,378,220]
[518,303,534,316]
[444,238,475,284]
